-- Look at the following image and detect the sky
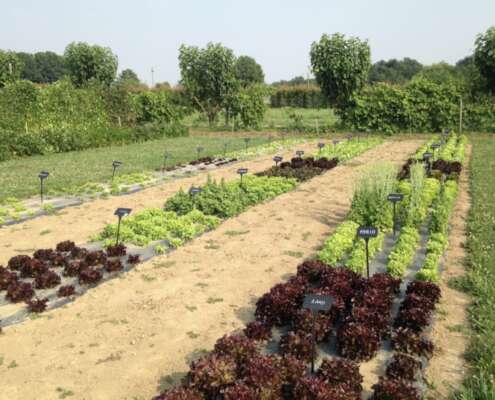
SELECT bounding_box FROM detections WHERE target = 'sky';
[1,0,494,85]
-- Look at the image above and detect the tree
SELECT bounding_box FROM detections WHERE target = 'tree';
[474,26,495,93]
[34,51,67,83]
[414,62,458,85]
[0,50,22,87]
[310,33,371,108]
[17,52,41,82]
[369,58,423,84]
[178,42,237,125]
[16,51,67,84]
[118,68,140,85]
[234,55,264,86]
[64,42,118,87]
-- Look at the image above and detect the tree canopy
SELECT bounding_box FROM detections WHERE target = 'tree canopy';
[64,42,118,87]
[0,50,22,87]
[474,26,495,93]
[369,58,423,84]
[178,42,238,124]
[117,68,140,85]
[234,55,264,86]
[310,33,371,108]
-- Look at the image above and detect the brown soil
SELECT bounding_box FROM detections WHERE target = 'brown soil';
[424,145,472,397]
[0,140,422,400]
[0,141,319,266]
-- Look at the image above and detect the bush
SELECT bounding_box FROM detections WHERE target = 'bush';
[340,78,470,133]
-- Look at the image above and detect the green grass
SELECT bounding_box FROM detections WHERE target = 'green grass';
[0,135,277,201]
[183,107,339,131]
[453,135,495,399]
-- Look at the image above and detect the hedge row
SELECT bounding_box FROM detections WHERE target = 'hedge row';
[340,78,495,134]
[0,123,188,161]
[270,84,328,108]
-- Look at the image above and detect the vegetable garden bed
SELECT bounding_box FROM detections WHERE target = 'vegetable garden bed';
[0,137,382,330]
[151,134,468,400]
[0,138,312,228]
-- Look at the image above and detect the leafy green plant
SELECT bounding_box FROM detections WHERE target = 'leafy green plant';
[96,208,220,247]
[346,162,397,231]
[315,137,383,162]
[317,221,359,265]
[164,175,297,219]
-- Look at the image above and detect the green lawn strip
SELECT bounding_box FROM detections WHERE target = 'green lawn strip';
[452,135,495,398]
[0,135,282,201]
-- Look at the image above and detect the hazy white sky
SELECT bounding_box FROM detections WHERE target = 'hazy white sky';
[1,0,494,84]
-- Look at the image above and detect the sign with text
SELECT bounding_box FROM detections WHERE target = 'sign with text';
[296,150,305,157]
[114,208,132,217]
[273,156,283,163]
[423,152,433,160]
[387,193,404,202]
[189,187,202,196]
[357,226,378,239]
[112,160,123,168]
[237,168,248,175]
[38,171,49,180]
[431,143,441,150]
[318,143,325,149]
[303,294,333,312]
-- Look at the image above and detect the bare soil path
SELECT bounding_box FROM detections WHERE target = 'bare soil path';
[0,140,422,400]
[0,141,318,266]
[424,145,472,397]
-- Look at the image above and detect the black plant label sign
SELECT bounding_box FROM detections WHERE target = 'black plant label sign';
[423,152,433,160]
[333,140,340,145]
[114,207,132,217]
[303,294,333,312]
[387,193,404,202]
[237,168,248,175]
[273,156,283,163]
[39,171,49,179]
[189,187,202,195]
[357,226,378,239]
[431,143,441,149]
[318,143,325,149]
[296,150,305,157]
[112,160,123,168]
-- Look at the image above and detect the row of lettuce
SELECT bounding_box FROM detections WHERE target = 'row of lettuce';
[95,138,382,248]
[152,137,466,399]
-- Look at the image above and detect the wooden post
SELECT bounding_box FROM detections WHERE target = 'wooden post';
[459,97,463,134]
